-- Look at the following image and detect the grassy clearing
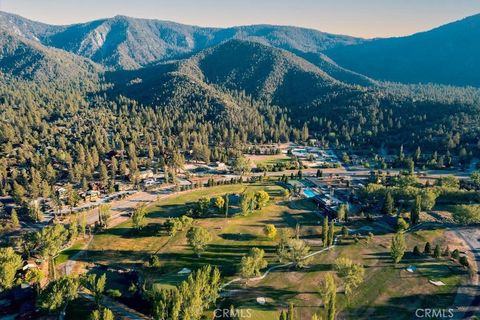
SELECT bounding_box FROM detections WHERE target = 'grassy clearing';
[86,182,315,275]
[230,228,467,320]
[55,239,87,265]
[84,182,467,320]
[247,154,290,166]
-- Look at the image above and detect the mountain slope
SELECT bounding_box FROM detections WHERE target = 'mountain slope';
[326,14,480,87]
[180,40,350,108]
[0,28,101,85]
[0,11,364,70]
[0,11,63,40]
[107,40,365,113]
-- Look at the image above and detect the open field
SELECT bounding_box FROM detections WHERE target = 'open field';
[74,182,470,319]
[224,228,468,319]
[246,154,291,167]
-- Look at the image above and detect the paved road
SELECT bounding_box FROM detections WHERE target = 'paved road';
[83,187,174,226]
[452,227,480,319]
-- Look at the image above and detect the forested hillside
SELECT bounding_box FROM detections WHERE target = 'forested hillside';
[1,14,480,204]
[0,11,363,70]
[0,28,101,85]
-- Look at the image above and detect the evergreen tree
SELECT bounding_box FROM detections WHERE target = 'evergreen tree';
[411,195,421,225]
[382,191,394,215]
[224,194,229,218]
[328,220,335,247]
[322,217,329,247]
[10,208,20,228]
[434,244,441,258]
[424,242,432,255]
[391,232,406,263]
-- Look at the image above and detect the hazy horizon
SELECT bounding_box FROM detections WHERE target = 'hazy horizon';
[1,0,480,38]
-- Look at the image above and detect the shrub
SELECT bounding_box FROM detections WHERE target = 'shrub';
[451,249,460,259]
[433,245,441,258]
[341,226,349,237]
[459,256,469,268]
[424,242,431,255]
[442,246,450,257]
[413,245,421,256]
[107,289,122,298]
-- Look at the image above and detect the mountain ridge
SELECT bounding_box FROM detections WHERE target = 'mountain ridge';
[0,26,101,85]
[326,13,480,87]
[0,11,364,70]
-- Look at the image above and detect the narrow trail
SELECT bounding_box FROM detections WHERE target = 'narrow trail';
[221,236,340,291]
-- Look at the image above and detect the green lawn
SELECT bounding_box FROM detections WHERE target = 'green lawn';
[227,228,467,320]
[86,182,313,273]
[82,182,467,320]
[55,240,87,265]
[250,154,290,166]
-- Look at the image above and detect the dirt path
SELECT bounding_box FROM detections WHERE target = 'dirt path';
[64,236,93,275]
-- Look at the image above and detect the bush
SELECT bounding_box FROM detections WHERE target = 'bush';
[451,249,460,259]
[107,289,122,298]
[459,256,469,268]
[433,244,441,258]
[424,242,431,255]
[442,246,450,257]
[413,245,421,256]
[341,226,349,237]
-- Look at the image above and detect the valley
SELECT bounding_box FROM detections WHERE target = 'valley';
[0,8,480,320]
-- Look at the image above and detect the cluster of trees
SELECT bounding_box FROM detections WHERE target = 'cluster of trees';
[149,265,221,320]
[452,205,480,224]
[307,84,480,160]
[239,190,270,215]
[0,73,301,230]
[239,247,268,279]
[276,229,312,268]
[188,194,230,218]
[322,217,336,248]
[1,217,90,291]
[37,272,111,317]
[413,242,469,268]
[164,215,194,237]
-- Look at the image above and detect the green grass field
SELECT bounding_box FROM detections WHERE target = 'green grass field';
[81,182,468,319]
[228,228,467,320]
[249,154,290,166]
[55,240,87,265]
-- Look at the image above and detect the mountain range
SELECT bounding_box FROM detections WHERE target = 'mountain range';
[2,11,479,88]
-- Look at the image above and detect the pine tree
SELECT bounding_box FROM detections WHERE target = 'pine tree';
[382,191,394,215]
[224,194,229,218]
[391,232,406,263]
[328,220,335,247]
[10,208,20,228]
[434,244,441,258]
[322,217,329,247]
[424,242,432,255]
[410,195,421,225]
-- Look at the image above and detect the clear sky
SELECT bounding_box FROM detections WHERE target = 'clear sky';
[1,0,479,38]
